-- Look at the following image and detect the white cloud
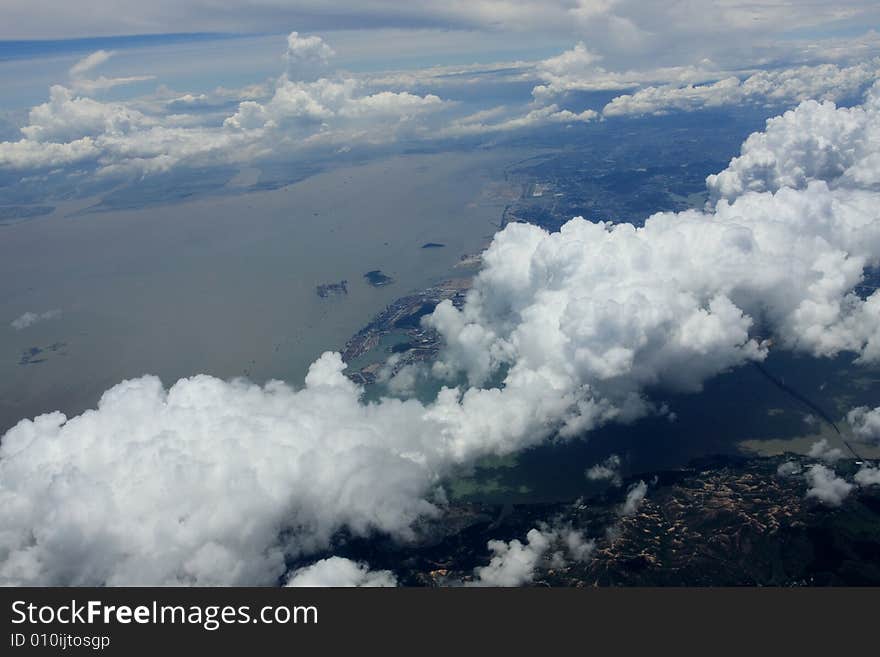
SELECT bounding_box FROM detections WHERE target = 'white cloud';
[531,43,719,100]
[0,350,600,586]
[707,83,880,204]
[70,50,113,77]
[0,138,97,169]
[221,76,448,155]
[854,465,880,487]
[777,460,803,477]
[0,85,245,174]
[10,309,61,331]
[425,84,880,436]
[585,454,622,486]
[563,528,595,562]
[602,76,743,116]
[807,438,844,464]
[470,527,555,587]
[0,353,442,585]
[285,557,396,587]
[0,33,448,175]
[68,50,155,93]
[602,60,880,118]
[5,73,880,586]
[804,464,854,506]
[70,75,157,94]
[21,85,153,143]
[620,480,647,516]
[847,406,880,443]
[444,103,596,136]
[471,531,550,587]
[3,36,879,178]
[284,32,334,80]
[379,357,427,397]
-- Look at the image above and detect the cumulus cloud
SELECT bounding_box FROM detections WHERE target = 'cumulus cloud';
[804,464,854,506]
[378,356,427,397]
[603,76,742,116]
[707,84,880,204]
[531,42,718,101]
[585,454,622,486]
[808,439,845,464]
[10,309,61,331]
[0,350,601,586]
[21,86,153,143]
[469,523,592,587]
[223,76,446,143]
[777,460,803,477]
[0,33,448,175]
[602,60,880,117]
[620,480,647,516]
[285,557,396,587]
[854,465,880,487]
[563,528,595,562]
[5,78,880,586]
[5,36,878,178]
[470,528,552,587]
[0,85,252,174]
[0,353,444,585]
[847,406,880,443]
[423,86,880,446]
[284,32,334,80]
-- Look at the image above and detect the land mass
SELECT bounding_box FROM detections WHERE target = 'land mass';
[317,453,880,586]
[316,280,348,298]
[364,270,394,287]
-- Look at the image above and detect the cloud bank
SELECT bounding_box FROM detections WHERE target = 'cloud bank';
[426,92,880,439]
[3,33,879,180]
[0,33,448,176]
[602,60,880,117]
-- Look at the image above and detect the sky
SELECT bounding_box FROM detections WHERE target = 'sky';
[4,1,880,75]
[2,2,880,586]
[3,1,880,57]
[1,13,880,181]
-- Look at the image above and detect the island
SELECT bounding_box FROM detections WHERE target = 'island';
[315,280,348,298]
[363,270,394,287]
